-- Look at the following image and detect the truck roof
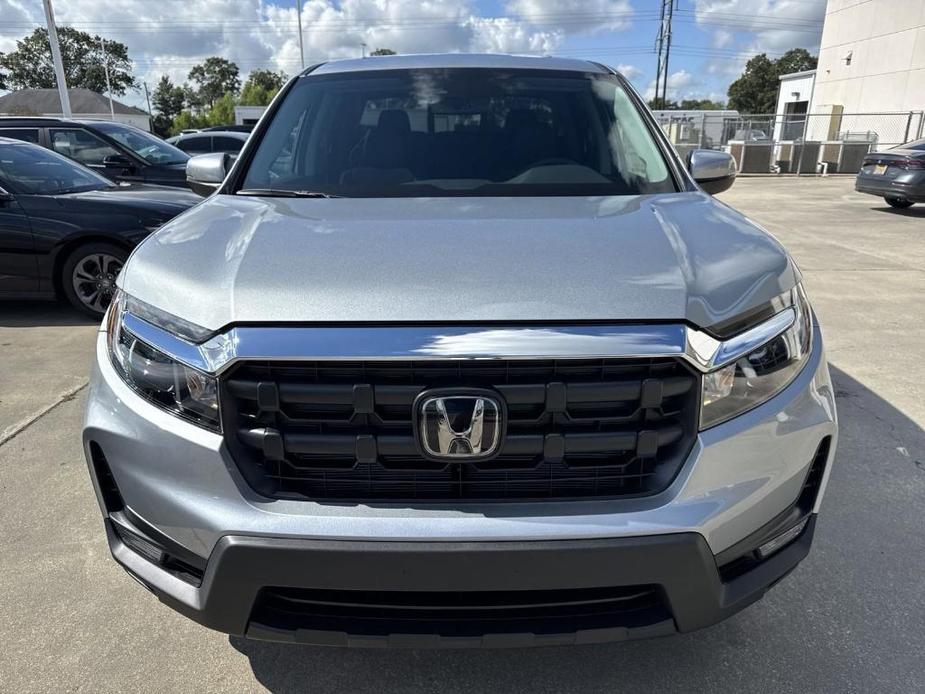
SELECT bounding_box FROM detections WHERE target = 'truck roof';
[309,53,610,76]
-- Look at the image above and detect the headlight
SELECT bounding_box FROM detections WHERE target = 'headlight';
[106,292,220,431]
[700,286,813,429]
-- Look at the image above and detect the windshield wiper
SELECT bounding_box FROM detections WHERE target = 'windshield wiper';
[237,188,342,198]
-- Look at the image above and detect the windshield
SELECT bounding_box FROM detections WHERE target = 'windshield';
[92,122,189,165]
[0,141,112,194]
[240,68,674,197]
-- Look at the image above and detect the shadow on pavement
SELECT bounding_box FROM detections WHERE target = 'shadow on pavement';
[870,204,925,218]
[0,300,96,328]
[223,364,922,693]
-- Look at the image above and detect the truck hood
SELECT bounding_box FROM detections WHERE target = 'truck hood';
[120,192,799,333]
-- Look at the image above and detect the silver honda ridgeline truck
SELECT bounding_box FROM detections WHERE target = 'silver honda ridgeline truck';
[84,54,838,647]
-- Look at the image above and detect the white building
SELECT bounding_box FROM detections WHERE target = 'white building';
[811,0,925,114]
[0,88,151,131]
[234,105,267,126]
[774,70,816,141]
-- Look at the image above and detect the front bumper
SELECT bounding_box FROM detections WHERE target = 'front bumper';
[84,323,837,645]
[106,513,818,647]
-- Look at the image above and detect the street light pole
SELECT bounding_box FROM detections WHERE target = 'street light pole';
[42,0,71,118]
[99,35,115,120]
[142,81,153,131]
[296,0,305,70]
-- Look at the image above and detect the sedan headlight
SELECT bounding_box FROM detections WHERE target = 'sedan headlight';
[106,291,220,431]
[700,286,813,429]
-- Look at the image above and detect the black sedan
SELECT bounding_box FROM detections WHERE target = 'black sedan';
[856,139,925,209]
[0,137,199,316]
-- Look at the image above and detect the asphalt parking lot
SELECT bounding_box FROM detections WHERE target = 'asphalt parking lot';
[1,176,923,693]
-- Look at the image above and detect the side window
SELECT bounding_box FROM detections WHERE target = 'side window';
[0,128,40,144]
[177,136,213,155]
[212,136,244,153]
[49,128,120,166]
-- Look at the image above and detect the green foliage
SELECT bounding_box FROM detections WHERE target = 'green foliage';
[370,48,397,56]
[648,98,725,111]
[170,110,208,135]
[679,98,725,110]
[187,57,240,109]
[207,92,237,127]
[152,75,185,119]
[775,48,817,78]
[151,114,173,137]
[239,69,286,106]
[727,49,818,114]
[0,27,135,95]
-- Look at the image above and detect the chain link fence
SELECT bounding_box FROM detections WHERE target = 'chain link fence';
[653,110,925,174]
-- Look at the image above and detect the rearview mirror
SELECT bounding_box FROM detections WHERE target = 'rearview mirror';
[187,152,230,196]
[688,149,736,195]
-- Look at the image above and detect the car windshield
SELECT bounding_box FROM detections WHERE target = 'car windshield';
[92,122,189,165]
[0,141,113,194]
[239,68,675,197]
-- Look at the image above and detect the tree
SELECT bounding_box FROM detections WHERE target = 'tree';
[649,97,726,111]
[171,110,207,135]
[774,48,817,78]
[207,92,237,126]
[679,98,725,110]
[239,69,286,106]
[727,50,817,113]
[152,75,185,120]
[0,27,135,95]
[370,48,397,56]
[188,57,240,109]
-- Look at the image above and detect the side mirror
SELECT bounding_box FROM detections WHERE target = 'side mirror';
[187,152,230,196]
[688,149,736,195]
[102,153,133,169]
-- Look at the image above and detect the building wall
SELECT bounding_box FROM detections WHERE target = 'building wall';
[774,71,816,140]
[812,0,925,114]
[234,105,267,126]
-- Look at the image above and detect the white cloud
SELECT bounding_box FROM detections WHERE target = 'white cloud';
[712,29,734,49]
[644,69,701,101]
[615,63,643,80]
[505,0,634,34]
[0,0,580,107]
[693,0,826,76]
[0,0,649,109]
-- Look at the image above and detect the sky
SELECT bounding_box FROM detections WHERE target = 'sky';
[0,0,828,109]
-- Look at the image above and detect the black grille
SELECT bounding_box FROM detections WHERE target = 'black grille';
[221,358,699,502]
[249,584,670,640]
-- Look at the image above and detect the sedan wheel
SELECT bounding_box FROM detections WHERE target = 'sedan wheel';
[62,243,128,317]
[885,196,914,209]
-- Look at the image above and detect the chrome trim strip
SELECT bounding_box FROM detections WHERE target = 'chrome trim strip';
[122,313,212,372]
[710,307,795,369]
[119,308,798,376]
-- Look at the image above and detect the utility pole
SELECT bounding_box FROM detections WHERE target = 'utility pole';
[661,0,675,107]
[142,81,153,131]
[99,36,115,120]
[296,0,305,70]
[361,42,367,59]
[654,0,666,107]
[42,0,71,118]
[653,0,676,108]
